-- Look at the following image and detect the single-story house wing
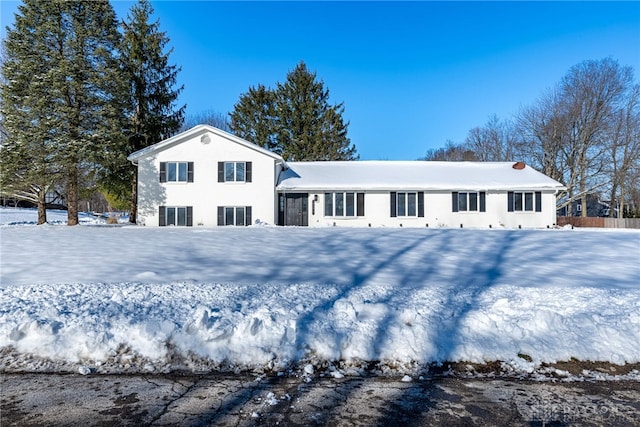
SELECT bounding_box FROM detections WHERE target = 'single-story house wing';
[277,161,565,228]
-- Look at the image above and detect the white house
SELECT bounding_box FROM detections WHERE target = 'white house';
[128,125,566,228]
[127,125,286,227]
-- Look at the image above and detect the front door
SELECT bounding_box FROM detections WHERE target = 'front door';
[279,193,308,226]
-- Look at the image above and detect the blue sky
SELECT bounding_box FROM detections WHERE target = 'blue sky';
[2,1,639,160]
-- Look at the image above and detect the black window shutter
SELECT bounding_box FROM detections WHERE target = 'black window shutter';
[507,192,514,212]
[245,206,252,226]
[159,162,167,183]
[390,192,397,217]
[159,206,166,226]
[217,206,224,226]
[480,192,486,212]
[187,162,194,182]
[535,192,542,212]
[218,162,225,182]
[245,162,252,182]
[418,192,425,217]
[452,192,459,212]
[186,206,193,226]
[357,193,365,216]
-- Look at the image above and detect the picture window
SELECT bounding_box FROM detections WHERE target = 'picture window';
[324,192,364,217]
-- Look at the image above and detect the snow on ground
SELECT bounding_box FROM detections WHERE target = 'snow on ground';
[1,207,639,376]
[0,207,128,226]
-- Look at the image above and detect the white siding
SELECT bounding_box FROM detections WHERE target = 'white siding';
[136,130,278,226]
[304,190,559,229]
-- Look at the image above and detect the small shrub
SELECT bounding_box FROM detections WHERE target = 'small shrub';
[517,353,533,362]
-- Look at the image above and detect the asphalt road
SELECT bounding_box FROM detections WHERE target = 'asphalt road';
[2,372,639,426]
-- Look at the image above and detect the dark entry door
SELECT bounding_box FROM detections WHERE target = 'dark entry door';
[280,193,308,226]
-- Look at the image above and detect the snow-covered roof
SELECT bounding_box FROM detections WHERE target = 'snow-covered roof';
[127,125,285,162]
[277,161,566,191]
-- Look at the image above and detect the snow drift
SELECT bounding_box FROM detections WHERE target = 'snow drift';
[1,208,639,374]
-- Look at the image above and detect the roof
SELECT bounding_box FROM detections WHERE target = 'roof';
[277,161,566,191]
[127,125,285,163]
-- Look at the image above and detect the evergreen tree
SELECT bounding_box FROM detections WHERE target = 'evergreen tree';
[275,62,357,161]
[1,1,61,224]
[58,1,123,226]
[229,84,278,152]
[230,62,357,160]
[116,0,185,223]
[2,0,121,225]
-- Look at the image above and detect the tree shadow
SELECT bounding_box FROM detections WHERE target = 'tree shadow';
[136,157,166,224]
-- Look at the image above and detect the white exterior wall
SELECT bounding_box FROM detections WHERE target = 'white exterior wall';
[304,190,559,229]
[136,131,279,226]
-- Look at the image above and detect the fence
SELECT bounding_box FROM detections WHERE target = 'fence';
[557,217,640,229]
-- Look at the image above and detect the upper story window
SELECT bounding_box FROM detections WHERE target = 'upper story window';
[390,192,424,217]
[452,191,486,212]
[324,192,364,217]
[159,162,194,183]
[218,161,252,183]
[508,191,542,212]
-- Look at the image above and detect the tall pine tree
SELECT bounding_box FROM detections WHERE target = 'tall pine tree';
[58,1,123,226]
[116,0,185,223]
[229,84,278,152]
[1,0,60,224]
[229,62,357,161]
[1,0,122,225]
[275,62,356,161]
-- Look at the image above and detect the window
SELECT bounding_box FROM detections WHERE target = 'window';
[508,191,542,212]
[324,192,364,217]
[217,206,252,226]
[159,162,193,183]
[158,206,193,226]
[399,192,416,216]
[218,162,252,183]
[390,192,424,217]
[336,192,344,216]
[452,192,485,212]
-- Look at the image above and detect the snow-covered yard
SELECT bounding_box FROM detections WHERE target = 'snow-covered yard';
[1,207,639,376]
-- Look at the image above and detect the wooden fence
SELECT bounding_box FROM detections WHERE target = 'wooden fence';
[557,217,640,229]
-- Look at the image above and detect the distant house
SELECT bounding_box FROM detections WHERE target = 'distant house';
[127,125,566,228]
[1,189,65,210]
[557,193,618,218]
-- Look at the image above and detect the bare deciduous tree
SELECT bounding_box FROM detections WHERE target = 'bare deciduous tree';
[606,83,640,216]
[465,115,517,162]
[559,58,633,216]
[422,140,479,161]
[514,58,637,215]
[182,109,230,132]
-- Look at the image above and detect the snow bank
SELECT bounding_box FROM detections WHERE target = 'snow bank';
[1,208,639,374]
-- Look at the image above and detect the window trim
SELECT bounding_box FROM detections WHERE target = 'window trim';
[323,192,365,217]
[158,205,193,226]
[159,162,193,183]
[217,206,252,226]
[452,191,486,213]
[391,192,424,217]
[218,161,252,183]
[508,191,542,213]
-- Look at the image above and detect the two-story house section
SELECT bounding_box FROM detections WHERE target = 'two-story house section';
[127,125,286,227]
